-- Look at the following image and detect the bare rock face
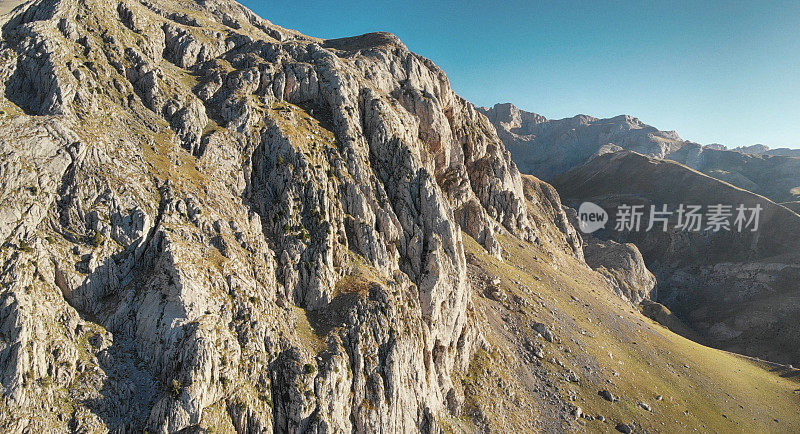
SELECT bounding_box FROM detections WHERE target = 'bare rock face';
[583,239,656,304]
[0,0,549,431]
[555,199,655,305]
[520,174,583,259]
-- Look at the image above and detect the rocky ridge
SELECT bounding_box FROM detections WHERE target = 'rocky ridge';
[482,102,800,203]
[667,142,800,203]
[478,103,687,180]
[0,0,573,431]
[732,144,800,158]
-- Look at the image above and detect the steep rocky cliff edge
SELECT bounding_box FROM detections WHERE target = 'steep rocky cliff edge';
[0,1,798,432]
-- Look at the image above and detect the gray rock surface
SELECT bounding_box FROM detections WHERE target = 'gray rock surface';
[0,0,555,431]
[2,1,794,433]
[582,239,656,304]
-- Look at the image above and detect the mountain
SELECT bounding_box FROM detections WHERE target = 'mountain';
[668,143,800,203]
[732,144,771,154]
[551,151,800,365]
[482,103,800,203]
[781,201,800,214]
[0,0,533,430]
[478,103,686,180]
[0,0,798,432]
[733,144,800,158]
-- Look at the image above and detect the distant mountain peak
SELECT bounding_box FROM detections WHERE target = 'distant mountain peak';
[479,102,685,179]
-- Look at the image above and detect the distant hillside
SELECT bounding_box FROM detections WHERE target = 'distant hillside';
[551,151,800,365]
[668,143,800,203]
[733,144,800,158]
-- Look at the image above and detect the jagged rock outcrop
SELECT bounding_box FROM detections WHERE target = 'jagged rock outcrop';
[4,1,800,432]
[519,174,583,259]
[582,239,655,304]
[0,0,544,431]
[561,202,655,305]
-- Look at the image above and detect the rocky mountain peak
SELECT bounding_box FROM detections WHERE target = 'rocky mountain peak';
[733,143,771,154]
[479,102,547,136]
[0,0,589,431]
[480,102,687,179]
[322,31,405,52]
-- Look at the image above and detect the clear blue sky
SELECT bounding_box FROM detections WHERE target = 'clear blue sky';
[239,0,800,148]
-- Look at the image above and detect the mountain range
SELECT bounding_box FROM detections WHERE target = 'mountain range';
[552,151,800,365]
[481,103,800,204]
[0,1,797,433]
[732,144,800,158]
[482,103,800,365]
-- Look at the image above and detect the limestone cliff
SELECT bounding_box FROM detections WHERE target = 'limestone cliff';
[0,0,548,431]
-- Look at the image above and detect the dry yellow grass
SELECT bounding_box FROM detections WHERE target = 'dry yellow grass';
[459,232,800,432]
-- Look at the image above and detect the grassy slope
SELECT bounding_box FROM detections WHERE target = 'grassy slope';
[459,232,800,432]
